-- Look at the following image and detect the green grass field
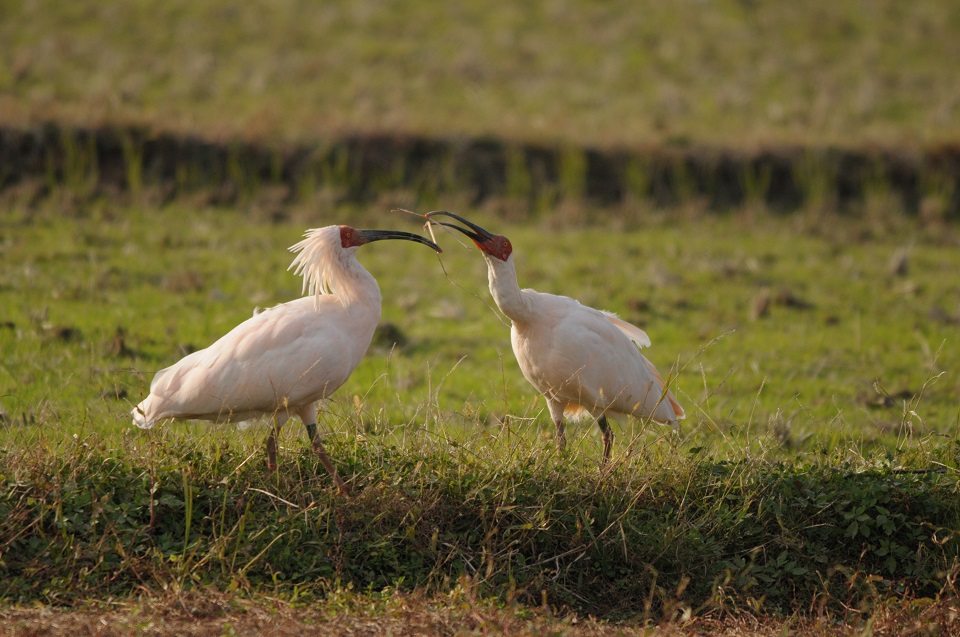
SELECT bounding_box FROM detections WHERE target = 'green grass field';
[2,201,959,629]
[4,204,959,456]
[3,0,960,147]
[2,0,960,633]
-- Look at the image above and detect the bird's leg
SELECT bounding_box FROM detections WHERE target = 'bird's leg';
[310,432,350,496]
[297,403,320,444]
[294,404,348,496]
[547,400,567,452]
[597,415,614,466]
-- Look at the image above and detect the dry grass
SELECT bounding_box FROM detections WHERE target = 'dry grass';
[1,587,957,636]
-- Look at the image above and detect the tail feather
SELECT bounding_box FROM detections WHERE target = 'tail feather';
[665,391,685,421]
[643,359,685,420]
[131,399,157,428]
[563,403,589,420]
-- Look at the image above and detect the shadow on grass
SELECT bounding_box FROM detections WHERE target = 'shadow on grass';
[0,428,956,620]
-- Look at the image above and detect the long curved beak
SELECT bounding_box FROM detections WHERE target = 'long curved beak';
[423,210,494,243]
[358,229,442,252]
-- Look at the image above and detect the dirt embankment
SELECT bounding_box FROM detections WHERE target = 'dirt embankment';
[2,123,958,216]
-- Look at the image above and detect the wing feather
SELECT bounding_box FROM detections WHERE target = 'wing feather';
[601,311,652,348]
[643,358,686,420]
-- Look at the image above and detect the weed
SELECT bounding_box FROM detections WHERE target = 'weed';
[0,431,955,618]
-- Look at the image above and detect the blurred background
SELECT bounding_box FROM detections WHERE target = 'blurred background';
[4,0,960,144]
[1,0,959,218]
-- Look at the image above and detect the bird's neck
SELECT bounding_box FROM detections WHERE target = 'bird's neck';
[485,254,533,322]
[324,254,382,321]
[342,261,382,310]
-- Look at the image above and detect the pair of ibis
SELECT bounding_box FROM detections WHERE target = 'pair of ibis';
[133,213,684,494]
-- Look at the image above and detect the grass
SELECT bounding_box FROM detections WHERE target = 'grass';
[2,0,960,149]
[4,202,960,454]
[1,198,959,625]
[0,418,957,620]
[3,1,960,631]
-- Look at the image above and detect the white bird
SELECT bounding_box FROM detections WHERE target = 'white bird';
[426,211,683,464]
[132,225,441,494]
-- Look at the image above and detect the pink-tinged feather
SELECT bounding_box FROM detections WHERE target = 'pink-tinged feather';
[643,358,685,420]
[132,224,438,495]
[428,210,684,465]
[601,311,652,348]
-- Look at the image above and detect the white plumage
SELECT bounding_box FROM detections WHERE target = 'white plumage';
[427,211,683,464]
[132,225,440,493]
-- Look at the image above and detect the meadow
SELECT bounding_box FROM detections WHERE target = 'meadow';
[1,194,959,633]
[2,0,960,148]
[2,0,960,634]
[4,202,960,454]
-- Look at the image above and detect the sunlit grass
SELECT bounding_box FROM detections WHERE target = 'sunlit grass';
[3,0,960,624]
[0,196,958,618]
[2,201,958,463]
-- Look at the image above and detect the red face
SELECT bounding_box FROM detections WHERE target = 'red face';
[340,226,363,248]
[476,235,513,261]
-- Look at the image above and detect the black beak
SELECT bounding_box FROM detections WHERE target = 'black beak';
[423,210,495,243]
[358,229,442,252]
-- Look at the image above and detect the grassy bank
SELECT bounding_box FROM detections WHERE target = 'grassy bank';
[4,0,960,630]
[1,430,957,618]
[2,124,959,218]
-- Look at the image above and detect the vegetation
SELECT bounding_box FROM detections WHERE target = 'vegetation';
[3,0,960,632]
[3,204,958,450]
[0,431,957,615]
[2,201,959,629]
[2,0,960,148]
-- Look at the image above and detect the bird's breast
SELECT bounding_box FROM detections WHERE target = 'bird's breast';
[510,324,566,391]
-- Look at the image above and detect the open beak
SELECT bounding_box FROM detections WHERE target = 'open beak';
[358,229,442,252]
[423,210,495,243]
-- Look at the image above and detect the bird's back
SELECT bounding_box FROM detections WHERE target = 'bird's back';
[510,290,683,423]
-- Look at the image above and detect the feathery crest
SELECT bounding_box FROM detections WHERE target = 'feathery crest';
[288,226,360,306]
